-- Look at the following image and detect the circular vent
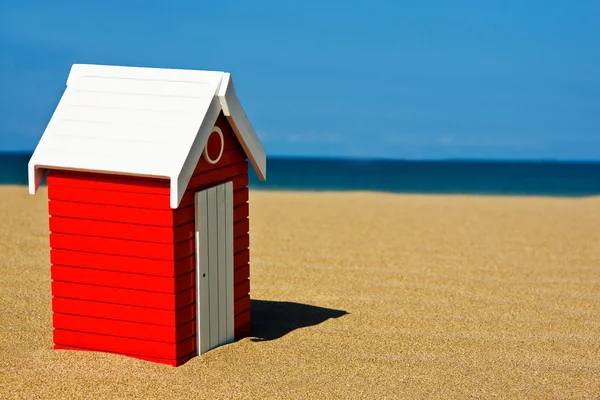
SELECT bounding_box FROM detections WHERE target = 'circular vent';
[203,127,224,164]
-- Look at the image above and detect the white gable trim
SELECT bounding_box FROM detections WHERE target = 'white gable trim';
[217,73,267,181]
[172,96,222,208]
[28,64,267,209]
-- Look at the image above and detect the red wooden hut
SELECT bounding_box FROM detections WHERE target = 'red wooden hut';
[28,64,267,366]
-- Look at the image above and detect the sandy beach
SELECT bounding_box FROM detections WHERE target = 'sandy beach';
[1,186,599,399]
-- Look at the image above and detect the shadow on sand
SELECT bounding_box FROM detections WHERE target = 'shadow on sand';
[250,300,348,342]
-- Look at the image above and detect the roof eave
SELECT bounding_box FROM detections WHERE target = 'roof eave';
[217,73,267,181]
[170,95,223,208]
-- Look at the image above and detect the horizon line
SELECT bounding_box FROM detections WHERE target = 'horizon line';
[1,151,599,165]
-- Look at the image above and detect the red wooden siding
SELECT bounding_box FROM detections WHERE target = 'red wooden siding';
[51,266,195,293]
[50,251,194,277]
[53,314,196,344]
[47,111,252,366]
[52,282,195,310]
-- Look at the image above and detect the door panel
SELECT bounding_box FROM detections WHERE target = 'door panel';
[207,188,219,349]
[217,184,228,345]
[195,182,234,355]
[195,190,211,355]
[225,182,234,343]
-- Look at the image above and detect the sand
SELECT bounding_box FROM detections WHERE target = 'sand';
[0,186,599,399]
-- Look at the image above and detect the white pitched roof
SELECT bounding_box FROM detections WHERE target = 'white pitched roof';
[28,64,266,208]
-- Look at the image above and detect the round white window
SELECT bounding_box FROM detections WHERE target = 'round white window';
[203,126,224,164]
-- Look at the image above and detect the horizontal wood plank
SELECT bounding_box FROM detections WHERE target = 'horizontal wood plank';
[52,281,194,310]
[50,250,193,277]
[233,187,249,206]
[234,234,249,254]
[234,279,250,301]
[51,267,194,295]
[234,310,250,331]
[234,295,250,317]
[187,167,248,193]
[53,313,195,343]
[234,218,249,239]
[190,160,246,181]
[175,202,248,227]
[50,234,194,261]
[47,170,169,195]
[49,217,194,244]
[235,250,250,270]
[235,203,249,222]
[234,264,249,285]
[48,185,172,210]
[178,173,247,209]
[52,298,194,327]
[49,200,187,227]
[231,173,249,192]
[173,206,195,226]
[192,147,246,176]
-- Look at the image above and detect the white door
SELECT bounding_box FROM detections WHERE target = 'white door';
[195,181,234,355]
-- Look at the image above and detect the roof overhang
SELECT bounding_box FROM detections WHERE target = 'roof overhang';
[28,64,266,208]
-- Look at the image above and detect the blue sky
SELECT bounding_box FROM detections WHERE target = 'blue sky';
[1,0,599,160]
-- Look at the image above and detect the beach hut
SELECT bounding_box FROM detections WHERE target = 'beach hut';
[28,64,266,366]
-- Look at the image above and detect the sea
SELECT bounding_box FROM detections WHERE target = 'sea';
[3,152,600,197]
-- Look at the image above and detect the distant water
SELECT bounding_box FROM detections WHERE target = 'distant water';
[3,153,600,197]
